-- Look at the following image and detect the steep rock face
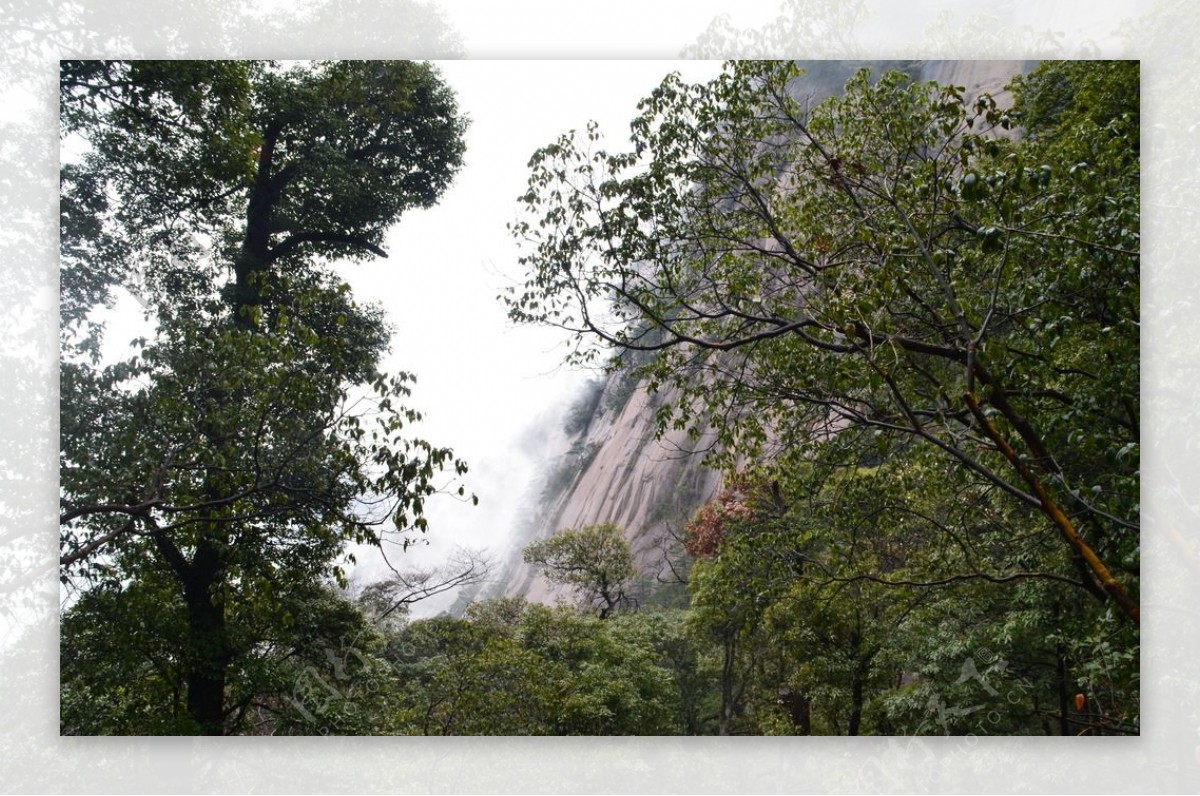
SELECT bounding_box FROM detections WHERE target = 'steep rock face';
[480,372,722,607]
[918,59,1034,102]
[479,59,1033,609]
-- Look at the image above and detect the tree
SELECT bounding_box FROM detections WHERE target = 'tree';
[59,60,469,734]
[681,461,1130,736]
[522,523,637,619]
[61,60,467,334]
[60,572,402,735]
[385,600,681,735]
[506,60,1139,626]
[356,547,492,628]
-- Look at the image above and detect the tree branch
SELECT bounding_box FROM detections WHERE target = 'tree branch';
[268,231,388,263]
[60,499,161,525]
[963,391,1139,625]
[60,515,140,568]
[821,569,1086,590]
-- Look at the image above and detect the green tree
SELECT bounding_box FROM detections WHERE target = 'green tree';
[386,600,681,735]
[517,604,681,734]
[680,455,1137,736]
[387,613,562,735]
[614,608,719,735]
[758,464,1057,735]
[59,60,469,734]
[507,60,1139,626]
[61,575,400,735]
[522,523,638,618]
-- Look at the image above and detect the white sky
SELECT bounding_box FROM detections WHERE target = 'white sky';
[334,61,727,605]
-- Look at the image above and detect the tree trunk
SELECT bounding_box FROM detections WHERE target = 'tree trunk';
[183,535,230,735]
[719,631,737,736]
[963,391,1139,625]
[233,120,283,327]
[847,630,866,736]
[779,689,812,734]
[848,680,864,736]
[1056,645,1071,736]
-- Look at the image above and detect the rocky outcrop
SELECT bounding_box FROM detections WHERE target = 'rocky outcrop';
[918,59,1034,102]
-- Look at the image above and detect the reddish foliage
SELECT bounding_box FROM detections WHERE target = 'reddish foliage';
[684,484,755,558]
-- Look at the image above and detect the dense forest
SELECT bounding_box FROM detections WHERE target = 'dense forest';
[59,59,1138,735]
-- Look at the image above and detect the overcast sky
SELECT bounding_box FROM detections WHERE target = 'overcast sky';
[334,61,727,603]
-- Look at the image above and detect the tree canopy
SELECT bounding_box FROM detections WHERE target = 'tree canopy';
[507,59,1139,621]
[59,60,469,734]
[523,523,638,619]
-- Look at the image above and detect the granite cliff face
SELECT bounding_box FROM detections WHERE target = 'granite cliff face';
[470,371,721,607]
[917,59,1035,100]
[475,59,1033,609]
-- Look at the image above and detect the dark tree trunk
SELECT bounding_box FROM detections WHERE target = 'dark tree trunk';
[848,675,864,736]
[233,120,284,327]
[183,534,230,735]
[718,631,737,736]
[847,629,869,736]
[779,689,812,734]
[1056,637,1072,736]
[148,521,229,735]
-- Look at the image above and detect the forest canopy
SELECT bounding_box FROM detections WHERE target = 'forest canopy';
[507,59,1139,734]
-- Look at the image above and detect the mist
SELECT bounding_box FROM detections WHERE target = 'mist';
[337,61,725,613]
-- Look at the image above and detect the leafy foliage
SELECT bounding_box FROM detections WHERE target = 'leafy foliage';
[508,59,1138,598]
[507,59,1139,734]
[385,601,683,735]
[61,578,398,736]
[523,523,638,619]
[59,60,469,734]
